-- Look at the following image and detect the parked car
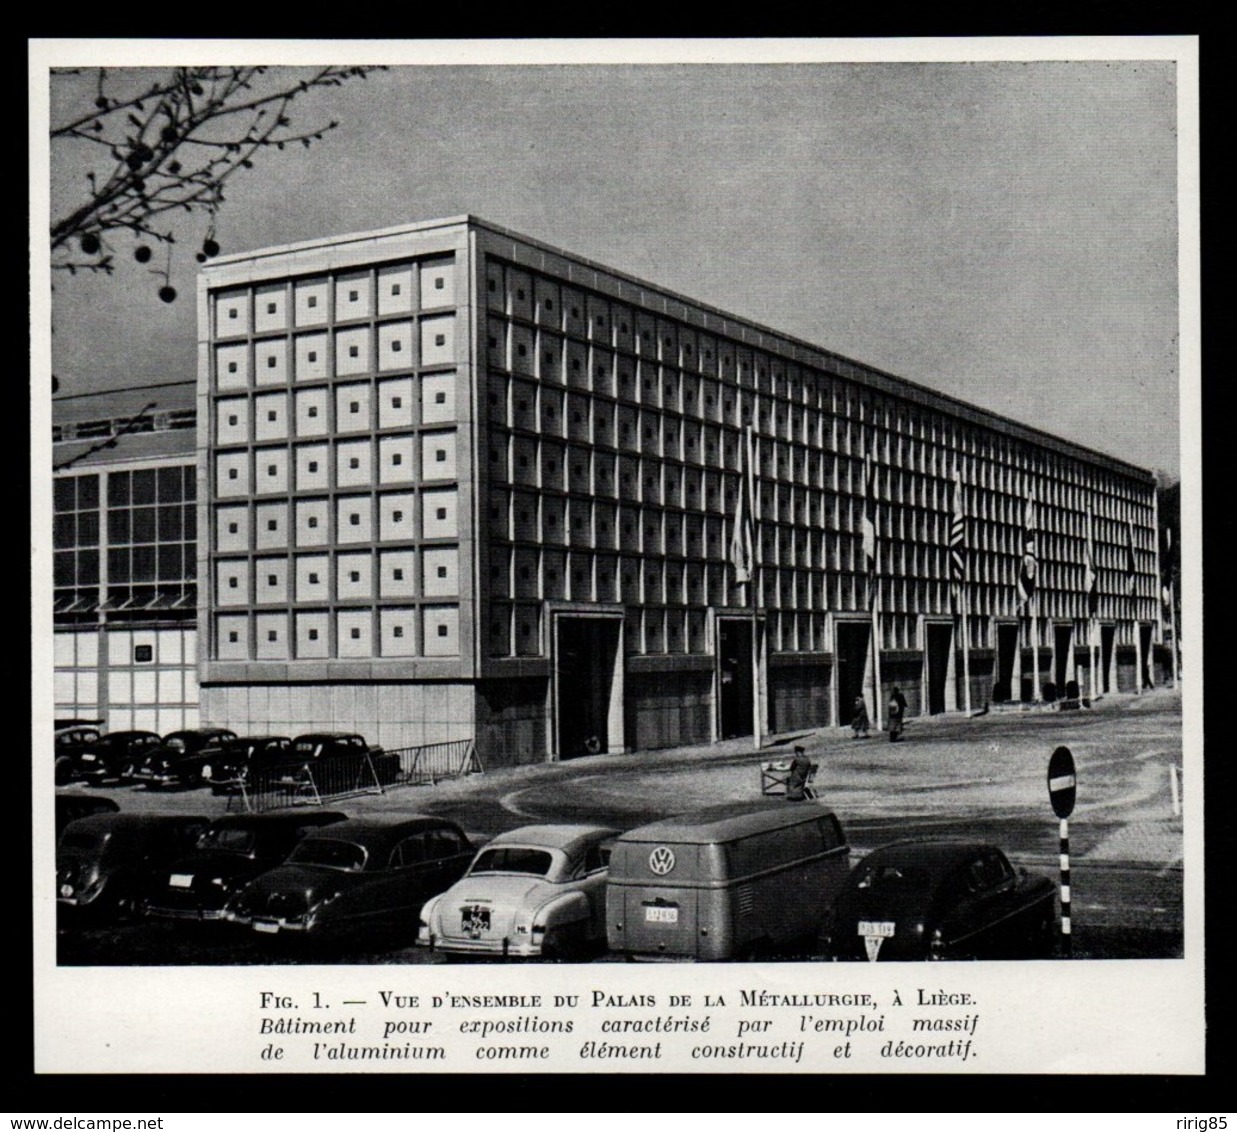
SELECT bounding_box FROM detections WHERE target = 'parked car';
[127,728,239,789]
[55,793,120,837]
[198,736,293,794]
[418,824,619,960]
[56,813,210,921]
[276,733,402,790]
[824,840,1057,961]
[607,800,851,960]
[141,810,349,922]
[223,816,473,943]
[54,724,103,785]
[71,730,161,785]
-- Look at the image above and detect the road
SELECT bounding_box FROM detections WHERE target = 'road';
[54,689,1186,964]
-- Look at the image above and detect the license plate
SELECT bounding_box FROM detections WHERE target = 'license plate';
[460,906,491,934]
[169,874,193,888]
[858,920,896,937]
[645,906,679,924]
[253,920,280,934]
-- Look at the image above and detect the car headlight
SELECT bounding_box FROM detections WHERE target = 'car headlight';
[201,764,213,780]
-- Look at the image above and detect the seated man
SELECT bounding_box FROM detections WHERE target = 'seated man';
[785,745,813,801]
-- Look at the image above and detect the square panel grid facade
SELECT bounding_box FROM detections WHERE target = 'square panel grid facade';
[203,246,468,671]
[478,253,1159,671]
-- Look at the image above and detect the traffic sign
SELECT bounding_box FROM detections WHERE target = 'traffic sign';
[1048,745,1077,819]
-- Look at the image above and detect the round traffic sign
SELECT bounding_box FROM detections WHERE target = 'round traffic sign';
[1048,745,1077,818]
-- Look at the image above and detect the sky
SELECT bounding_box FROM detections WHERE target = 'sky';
[43,46,1187,476]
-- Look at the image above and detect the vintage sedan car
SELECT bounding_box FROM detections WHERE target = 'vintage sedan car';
[57,812,210,921]
[71,730,161,785]
[223,815,473,942]
[55,792,120,837]
[824,840,1057,961]
[276,733,402,790]
[418,824,619,960]
[141,809,349,921]
[127,728,239,789]
[198,736,293,794]
[54,724,103,785]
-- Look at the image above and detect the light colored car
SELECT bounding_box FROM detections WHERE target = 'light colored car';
[418,824,619,960]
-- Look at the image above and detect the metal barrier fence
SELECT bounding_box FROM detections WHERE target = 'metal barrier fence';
[226,739,481,813]
[391,738,483,786]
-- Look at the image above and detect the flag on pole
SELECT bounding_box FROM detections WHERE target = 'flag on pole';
[1084,503,1098,615]
[1016,489,1037,609]
[1125,521,1138,596]
[1161,526,1174,614]
[861,444,877,602]
[729,425,755,585]
[949,470,966,583]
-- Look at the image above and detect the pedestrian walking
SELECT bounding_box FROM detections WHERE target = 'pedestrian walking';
[888,685,907,742]
[852,695,870,739]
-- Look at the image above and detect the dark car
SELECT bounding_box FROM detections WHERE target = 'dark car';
[224,815,473,943]
[55,793,120,837]
[198,736,293,795]
[57,813,210,921]
[273,733,402,792]
[141,810,349,922]
[825,841,1057,962]
[71,730,161,785]
[54,725,103,785]
[127,728,239,789]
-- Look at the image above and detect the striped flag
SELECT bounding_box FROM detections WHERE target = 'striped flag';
[729,425,755,585]
[1016,489,1037,609]
[1125,521,1138,596]
[949,470,966,583]
[861,445,877,598]
[1084,503,1098,614]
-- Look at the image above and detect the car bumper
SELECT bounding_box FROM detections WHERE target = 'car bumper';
[225,912,312,934]
[420,929,544,958]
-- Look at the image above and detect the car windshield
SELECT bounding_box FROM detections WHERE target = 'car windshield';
[854,863,932,891]
[196,827,258,854]
[288,839,367,871]
[165,736,186,751]
[469,847,554,877]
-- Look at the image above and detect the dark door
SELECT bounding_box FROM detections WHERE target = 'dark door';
[1054,625,1073,694]
[925,623,952,714]
[835,622,870,726]
[718,619,754,739]
[1101,625,1115,694]
[556,618,620,758]
[1139,623,1154,689]
[995,624,1018,703]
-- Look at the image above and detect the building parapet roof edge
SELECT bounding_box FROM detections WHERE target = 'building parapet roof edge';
[203,214,1157,484]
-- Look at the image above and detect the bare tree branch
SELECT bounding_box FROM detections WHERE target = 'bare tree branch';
[51,66,382,298]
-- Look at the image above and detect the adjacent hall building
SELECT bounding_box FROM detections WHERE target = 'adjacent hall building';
[55,215,1167,764]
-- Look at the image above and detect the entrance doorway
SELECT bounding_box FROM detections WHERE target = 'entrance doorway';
[717,618,754,739]
[1100,625,1115,694]
[1054,624,1074,695]
[925,623,952,714]
[995,624,1018,702]
[835,622,871,726]
[1139,623,1154,689]
[555,617,621,758]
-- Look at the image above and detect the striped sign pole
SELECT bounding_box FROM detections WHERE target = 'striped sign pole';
[1059,818,1072,959]
[1048,745,1077,960]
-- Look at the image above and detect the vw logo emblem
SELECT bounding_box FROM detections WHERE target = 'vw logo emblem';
[648,846,676,876]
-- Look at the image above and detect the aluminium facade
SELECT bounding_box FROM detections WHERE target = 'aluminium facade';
[195,215,1165,766]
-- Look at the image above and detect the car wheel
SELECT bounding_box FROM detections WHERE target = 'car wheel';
[543,922,588,962]
[54,757,74,786]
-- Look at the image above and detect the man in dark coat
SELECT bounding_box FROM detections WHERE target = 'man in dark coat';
[786,745,813,801]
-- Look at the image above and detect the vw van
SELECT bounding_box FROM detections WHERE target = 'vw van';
[605,800,850,960]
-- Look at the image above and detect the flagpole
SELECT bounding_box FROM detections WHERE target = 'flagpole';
[1169,574,1179,688]
[1031,593,1041,702]
[960,583,971,716]
[872,582,882,733]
